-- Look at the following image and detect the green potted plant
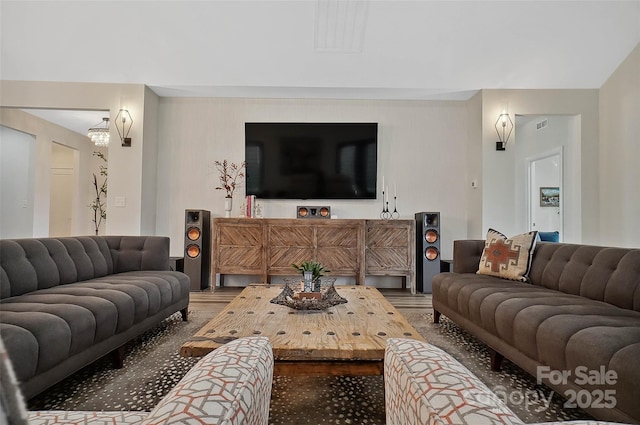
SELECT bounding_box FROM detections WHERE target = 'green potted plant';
[292,261,330,291]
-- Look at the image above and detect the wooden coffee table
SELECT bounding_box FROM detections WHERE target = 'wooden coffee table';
[180,284,425,376]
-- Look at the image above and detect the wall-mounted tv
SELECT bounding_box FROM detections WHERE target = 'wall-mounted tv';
[245,122,378,200]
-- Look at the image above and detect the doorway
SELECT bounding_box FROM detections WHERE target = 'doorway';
[0,125,36,238]
[527,148,563,241]
[49,142,78,237]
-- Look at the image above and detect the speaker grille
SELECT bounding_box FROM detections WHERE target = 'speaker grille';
[186,211,200,223]
[425,229,438,243]
[425,214,439,227]
[187,227,201,241]
[425,246,439,261]
[186,244,201,258]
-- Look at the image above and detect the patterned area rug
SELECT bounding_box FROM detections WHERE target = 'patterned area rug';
[28,309,592,424]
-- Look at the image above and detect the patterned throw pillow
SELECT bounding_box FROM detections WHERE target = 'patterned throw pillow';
[477,228,538,282]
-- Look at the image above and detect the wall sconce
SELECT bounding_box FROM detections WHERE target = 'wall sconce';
[115,108,133,147]
[87,117,110,147]
[495,113,513,151]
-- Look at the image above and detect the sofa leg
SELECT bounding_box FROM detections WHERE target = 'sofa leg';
[111,345,126,369]
[180,307,189,321]
[489,349,504,371]
[434,310,441,324]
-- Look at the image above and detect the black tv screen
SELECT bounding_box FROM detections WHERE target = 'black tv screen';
[245,122,378,199]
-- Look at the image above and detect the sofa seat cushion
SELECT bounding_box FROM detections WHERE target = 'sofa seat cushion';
[433,272,640,415]
[92,271,189,315]
[433,273,640,369]
[0,270,189,383]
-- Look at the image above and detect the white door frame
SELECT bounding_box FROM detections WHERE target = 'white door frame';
[526,146,563,241]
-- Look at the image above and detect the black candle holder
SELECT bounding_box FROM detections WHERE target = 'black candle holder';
[380,190,399,220]
[391,196,399,220]
[380,190,390,219]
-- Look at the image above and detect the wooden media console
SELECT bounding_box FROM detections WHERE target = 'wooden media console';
[211,218,416,293]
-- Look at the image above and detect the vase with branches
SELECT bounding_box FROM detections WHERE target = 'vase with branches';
[89,151,107,235]
[214,160,246,217]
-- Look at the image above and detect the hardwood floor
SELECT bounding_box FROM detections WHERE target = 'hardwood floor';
[188,285,432,314]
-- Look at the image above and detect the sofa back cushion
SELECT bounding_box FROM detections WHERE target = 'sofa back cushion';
[0,237,113,299]
[103,236,169,273]
[1,236,171,299]
[528,243,640,311]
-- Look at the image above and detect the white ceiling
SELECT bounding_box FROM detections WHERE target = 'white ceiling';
[21,109,110,137]
[2,0,640,134]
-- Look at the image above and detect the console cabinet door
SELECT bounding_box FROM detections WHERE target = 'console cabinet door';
[316,222,363,279]
[365,220,415,291]
[266,221,315,276]
[213,218,265,280]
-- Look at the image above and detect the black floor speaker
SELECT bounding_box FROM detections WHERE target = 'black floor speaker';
[415,212,440,294]
[184,209,211,291]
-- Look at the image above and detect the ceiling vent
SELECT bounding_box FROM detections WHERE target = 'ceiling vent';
[536,118,549,130]
[315,0,368,52]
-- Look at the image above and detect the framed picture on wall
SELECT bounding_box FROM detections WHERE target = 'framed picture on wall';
[540,187,560,207]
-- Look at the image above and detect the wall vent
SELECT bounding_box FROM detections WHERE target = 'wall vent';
[536,118,549,130]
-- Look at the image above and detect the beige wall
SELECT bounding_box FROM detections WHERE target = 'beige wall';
[0,107,102,236]
[141,87,161,236]
[0,81,148,236]
[3,52,638,251]
[465,91,483,239]
[481,89,599,244]
[599,43,640,248]
[156,97,471,258]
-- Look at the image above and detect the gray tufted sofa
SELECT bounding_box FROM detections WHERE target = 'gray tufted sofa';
[433,240,640,424]
[0,235,190,400]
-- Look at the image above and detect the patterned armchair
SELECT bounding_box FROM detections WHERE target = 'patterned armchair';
[384,338,625,425]
[3,337,274,425]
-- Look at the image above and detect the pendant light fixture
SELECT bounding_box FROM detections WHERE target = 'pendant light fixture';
[87,117,110,147]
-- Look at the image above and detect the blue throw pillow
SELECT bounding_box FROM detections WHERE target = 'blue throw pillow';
[536,231,559,242]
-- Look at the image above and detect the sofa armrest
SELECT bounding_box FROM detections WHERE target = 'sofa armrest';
[142,336,274,425]
[384,338,524,425]
[453,240,486,273]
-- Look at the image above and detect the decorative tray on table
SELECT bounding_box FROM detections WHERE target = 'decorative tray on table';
[270,278,347,310]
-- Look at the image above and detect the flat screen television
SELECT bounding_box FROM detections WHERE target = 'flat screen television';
[245,122,378,199]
